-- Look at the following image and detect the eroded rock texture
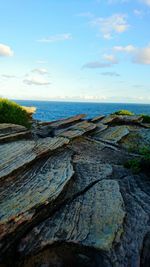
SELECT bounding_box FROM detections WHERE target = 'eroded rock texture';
[0,113,150,267]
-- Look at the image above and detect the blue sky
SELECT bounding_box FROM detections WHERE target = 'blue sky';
[0,0,150,103]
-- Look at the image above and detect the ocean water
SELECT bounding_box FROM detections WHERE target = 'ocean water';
[16,100,150,122]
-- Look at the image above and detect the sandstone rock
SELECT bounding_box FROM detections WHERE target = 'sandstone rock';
[91,115,105,122]
[56,121,96,139]
[120,126,150,152]
[0,137,69,179]
[0,150,74,243]
[100,115,116,124]
[57,129,84,139]
[46,114,86,128]
[114,115,143,124]
[0,124,31,142]
[90,123,108,136]
[18,180,125,256]
[93,126,129,144]
[21,106,36,117]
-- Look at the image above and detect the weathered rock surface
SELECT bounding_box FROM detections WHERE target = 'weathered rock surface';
[93,125,129,144]
[0,113,150,267]
[44,114,86,128]
[0,137,69,179]
[120,126,150,152]
[91,115,105,122]
[56,121,96,139]
[113,115,143,124]
[0,150,74,246]
[18,180,125,256]
[0,124,31,142]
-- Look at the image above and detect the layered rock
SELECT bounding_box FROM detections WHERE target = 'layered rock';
[0,124,31,142]
[18,180,125,255]
[0,149,74,248]
[0,137,69,179]
[0,112,150,267]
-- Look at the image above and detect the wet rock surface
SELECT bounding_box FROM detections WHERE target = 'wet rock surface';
[0,113,150,267]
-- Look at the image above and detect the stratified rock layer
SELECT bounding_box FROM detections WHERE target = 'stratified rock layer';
[0,112,150,267]
[0,150,74,242]
[18,180,125,255]
[0,137,69,179]
[0,124,31,142]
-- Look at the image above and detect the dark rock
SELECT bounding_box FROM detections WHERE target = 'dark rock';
[0,124,31,143]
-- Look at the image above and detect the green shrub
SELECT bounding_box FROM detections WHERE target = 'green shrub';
[0,98,31,128]
[141,114,150,123]
[125,146,150,174]
[124,158,141,173]
[113,110,134,116]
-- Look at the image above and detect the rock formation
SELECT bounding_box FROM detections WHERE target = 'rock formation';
[0,113,150,267]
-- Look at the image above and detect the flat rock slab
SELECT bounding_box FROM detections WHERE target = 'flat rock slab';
[91,123,108,136]
[114,115,143,124]
[0,150,74,241]
[0,137,69,179]
[91,115,105,122]
[93,126,129,144]
[0,124,30,142]
[57,129,84,139]
[18,180,125,256]
[56,121,96,139]
[47,114,86,128]
[100,115,116,124]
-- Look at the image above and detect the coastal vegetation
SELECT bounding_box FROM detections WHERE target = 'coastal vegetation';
[141,114,150,123]
[0,98,31,128]
[124,146,150,174]
[113,110,134,116]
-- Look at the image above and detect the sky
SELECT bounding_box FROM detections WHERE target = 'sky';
[0,0,150,103]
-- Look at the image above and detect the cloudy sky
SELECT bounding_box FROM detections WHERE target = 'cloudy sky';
[0,0,150,103]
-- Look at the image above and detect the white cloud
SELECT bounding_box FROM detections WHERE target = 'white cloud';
[23,76,50,86]
[133,46,150,64]
[103,54,118,63]
[91,14,129,39]
[133,9,144,17]
[37,33,72,43]
[32,68,48,75]
[113,44,150,65]
[0,44,14,57]
[2,74,16,78]
[101,71,120,77]
[113,45,136,53]
[82,61,112,68]
[141,0,150,6]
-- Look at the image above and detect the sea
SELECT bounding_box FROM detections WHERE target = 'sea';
[15,100,150,122]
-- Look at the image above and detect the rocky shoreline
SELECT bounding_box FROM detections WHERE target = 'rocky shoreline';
[0,113,150,267]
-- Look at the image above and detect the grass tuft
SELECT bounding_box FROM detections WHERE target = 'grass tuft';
[113,110,135,116]
[0,98,31,128]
